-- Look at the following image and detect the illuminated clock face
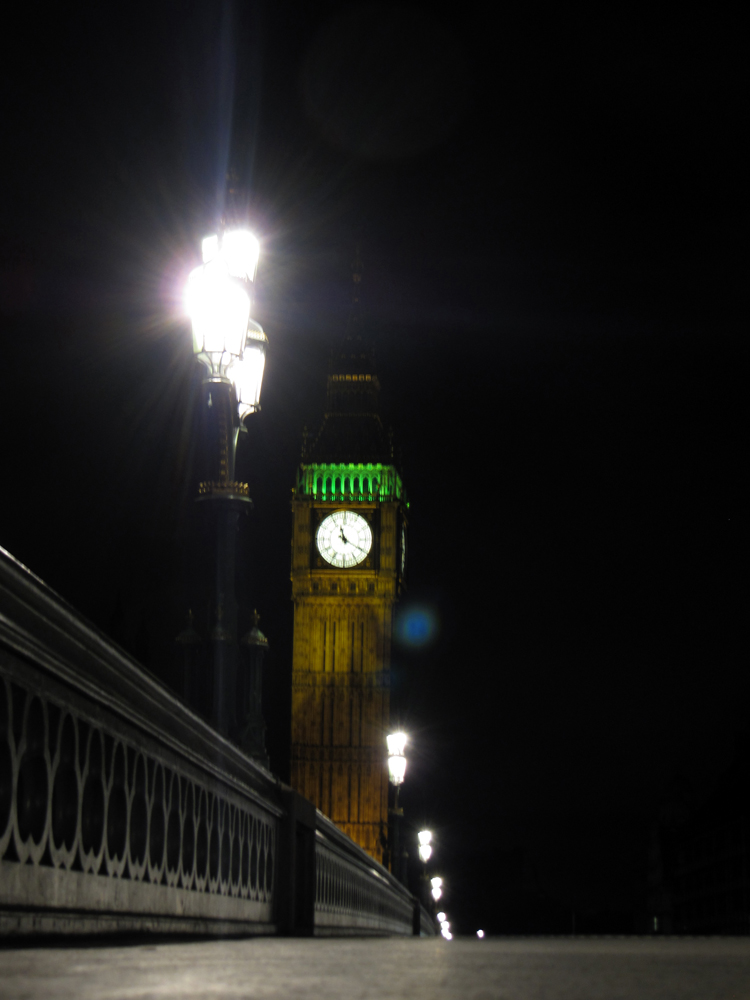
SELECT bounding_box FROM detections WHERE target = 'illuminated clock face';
[316,510,373,568]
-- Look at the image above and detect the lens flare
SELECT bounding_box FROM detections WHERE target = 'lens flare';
[395,605,438,648]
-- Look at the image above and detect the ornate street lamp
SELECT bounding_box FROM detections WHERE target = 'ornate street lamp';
[418,829,432,863]
[386,731,408,884]
[416,828,437,914]
[186,228,267,429]
[387,731,407,786]
[185,225,268,736]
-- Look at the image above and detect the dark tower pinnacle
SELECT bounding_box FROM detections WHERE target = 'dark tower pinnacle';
[305,249,390,467]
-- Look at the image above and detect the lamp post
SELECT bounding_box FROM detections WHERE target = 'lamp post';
[416,827,433,911]
[387,732,407,884]
[418,829,432,864]
[239,609,270,766]
[431,874,445,932]
[185,226,268,736]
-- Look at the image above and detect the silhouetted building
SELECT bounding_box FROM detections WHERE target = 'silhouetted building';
[646,750,750,934]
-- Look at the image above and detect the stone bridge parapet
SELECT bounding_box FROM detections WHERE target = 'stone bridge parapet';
[0,547,433,938]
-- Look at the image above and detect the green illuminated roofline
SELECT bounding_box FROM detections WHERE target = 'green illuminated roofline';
[295,463,404,502]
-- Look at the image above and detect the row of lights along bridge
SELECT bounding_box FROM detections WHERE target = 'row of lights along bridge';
[387,732,452,935]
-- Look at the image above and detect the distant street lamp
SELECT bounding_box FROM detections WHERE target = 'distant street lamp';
[387,732,407,884]
[417,828,435,913]
[387,732,407,786]
[418,829,432,863]
[185,225,268,736]
[430,876,443,901]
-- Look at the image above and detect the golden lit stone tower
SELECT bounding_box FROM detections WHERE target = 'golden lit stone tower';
[290,268,406,863]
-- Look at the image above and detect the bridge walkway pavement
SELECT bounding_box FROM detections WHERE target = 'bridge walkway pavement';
[1,936,750,999]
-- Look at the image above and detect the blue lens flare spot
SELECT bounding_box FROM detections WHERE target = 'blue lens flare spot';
[395,606,438,648]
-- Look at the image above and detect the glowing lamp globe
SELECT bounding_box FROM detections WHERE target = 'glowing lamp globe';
[387,753,406,786]
[202,229,259,280]
[186,263,249,361]
[233,321,268,419]
[418,829,432,861]
[436,912,446,923]
[387,731,407,786]
[431,876,443,901]
[186,228,261,379]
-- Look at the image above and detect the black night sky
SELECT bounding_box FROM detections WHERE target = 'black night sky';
[1,4,745,934]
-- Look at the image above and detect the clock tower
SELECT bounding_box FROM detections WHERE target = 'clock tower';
[289,273,406,863]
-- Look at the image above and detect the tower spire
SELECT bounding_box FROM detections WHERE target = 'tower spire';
[220,166,241,232]
[329,244,375,378]
[306,246,388,463]
[351,244,363,307]
[346,243,365,346]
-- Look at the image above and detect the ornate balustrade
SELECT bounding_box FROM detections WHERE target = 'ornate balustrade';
[315,813,415,935]
[0,547,434,938]
[0,547,282,936]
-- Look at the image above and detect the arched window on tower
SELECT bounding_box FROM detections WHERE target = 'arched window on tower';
[353,477,360,497]
[373,477,380,498]
[334,477,341,497]
[325,476,331,497]
[363,477,369,497]
[344,477,350,495]
[314,475,320,496]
